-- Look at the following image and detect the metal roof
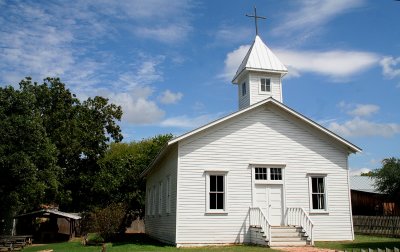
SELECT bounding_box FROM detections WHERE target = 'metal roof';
[350,176,382,194]
[15,209,81,220]
[232,35,288,83]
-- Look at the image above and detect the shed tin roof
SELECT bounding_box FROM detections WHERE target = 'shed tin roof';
[350,175,382,194]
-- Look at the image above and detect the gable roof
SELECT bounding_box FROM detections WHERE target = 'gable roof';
[350,176,382,194]
[141,98,361,177]
[232,35,288,83]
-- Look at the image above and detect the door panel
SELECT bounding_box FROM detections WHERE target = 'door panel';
[254,184,283,226]
[268,185,283,226]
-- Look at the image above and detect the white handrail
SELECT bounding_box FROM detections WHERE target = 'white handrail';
[249,207,272,245]
[285,207,314,245]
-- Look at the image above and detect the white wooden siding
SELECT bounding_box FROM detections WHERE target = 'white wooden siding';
[249,73,282,104]
[176,103,353,244]
[145,145,178,244]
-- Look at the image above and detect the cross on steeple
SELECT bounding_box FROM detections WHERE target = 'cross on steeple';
[246,6,266,36]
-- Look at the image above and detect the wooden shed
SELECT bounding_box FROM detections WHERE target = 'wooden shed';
[14,209,81,242]
[350,176,399,216]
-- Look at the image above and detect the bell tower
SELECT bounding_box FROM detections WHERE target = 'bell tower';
[232,8,287,110]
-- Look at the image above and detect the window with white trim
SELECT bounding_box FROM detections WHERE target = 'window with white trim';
[147,188,151,216]
[309,175,327,211]
[254,167,283,181]
[152,185,156,215]
[158,181,162,215]
[242,82,246,96]
[166,176,171,214]
[205,172,227,213]
[260,78,271,92]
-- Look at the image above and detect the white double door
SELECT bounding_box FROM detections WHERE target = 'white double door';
[254,184,283,226]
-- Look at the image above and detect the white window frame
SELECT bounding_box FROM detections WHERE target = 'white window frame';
[152,185,156,216]
[166,175,171,214]
[205,171,228,214]
[308,173,329,213]
[241,82,246,96]
[259,78,271,93]
[158,181,163,215]
[147,188,151,216]
[252,165,285,185]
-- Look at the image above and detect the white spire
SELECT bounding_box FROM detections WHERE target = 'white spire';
[232,35,287,84]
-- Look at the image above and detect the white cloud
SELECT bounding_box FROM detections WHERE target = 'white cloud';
[348,104,380,117]
[380,56,400,79]
[109,90,165,124]
[275,49,379,80]
[338,101,380,117]
[273,0,365,38]
[220,45,379,82]
[161,113,221,129]
[349,168,372,176]
[219,45,250,81]
[115,56,165,91]
[329,117,400,138]
[158,90,183,104]
[213,25,253,45]
[134,24,192,44]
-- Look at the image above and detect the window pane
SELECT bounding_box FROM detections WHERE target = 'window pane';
[312,194,318,209]
[312,177,325,193]
[270,168,282,180]
[255,167,267,180]
[318,178,324,193]
[265,79,271,92]
[210,193,216,209]
[210,175,216,192]
[319,194,325,209]
[312,177,318,193]
[217,175,223,192]
[217,193,224,209]
[312,194,325,210]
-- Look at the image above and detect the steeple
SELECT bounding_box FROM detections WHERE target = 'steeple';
[232,35,288,109]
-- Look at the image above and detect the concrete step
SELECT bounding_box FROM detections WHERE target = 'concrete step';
[272,232,305,238]
[271,226,303,231]
[269,240,308,247]
[272,236,307,242]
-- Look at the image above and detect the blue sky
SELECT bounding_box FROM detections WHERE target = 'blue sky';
[1,0,399,175]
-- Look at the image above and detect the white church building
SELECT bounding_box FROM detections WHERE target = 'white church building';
[141,34,361,247]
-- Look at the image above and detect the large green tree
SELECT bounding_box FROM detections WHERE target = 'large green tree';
[93,134,173,215]
[0,77,123,228]
[373,157,400,200]
[0,84,60,233]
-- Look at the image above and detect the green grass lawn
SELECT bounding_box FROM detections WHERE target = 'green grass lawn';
[23,234,400,252]
[315,235,400,250]
[24,234,278,252]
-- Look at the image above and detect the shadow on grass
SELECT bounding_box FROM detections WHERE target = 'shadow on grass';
[110,233,172,247]
[340,242,400,250]
[316,235,400,251]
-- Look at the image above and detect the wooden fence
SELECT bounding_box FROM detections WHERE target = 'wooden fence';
[353,216,400,237]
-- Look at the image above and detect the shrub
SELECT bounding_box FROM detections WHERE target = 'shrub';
[81,203,127,242]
